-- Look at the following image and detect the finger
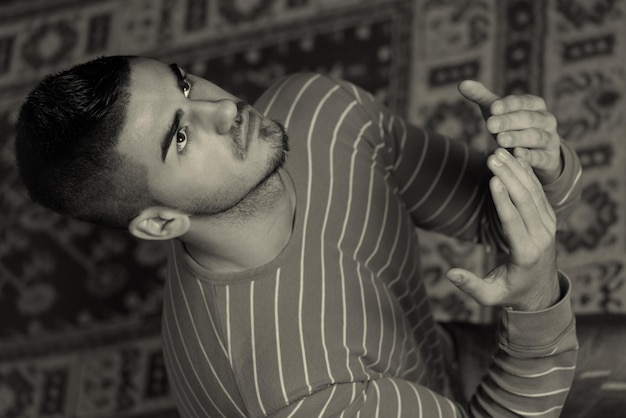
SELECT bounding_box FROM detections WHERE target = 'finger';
[487,110,557,134]
[446,268,507,307]
[514,155,557,224]
[490,149,542,202]
[489,175,530,254]
[488,150,552,237]
[490,94,547,115]
[491,149,552,227]
[513,146,560,173]
[495,127,556,150]
[458,80,499,109]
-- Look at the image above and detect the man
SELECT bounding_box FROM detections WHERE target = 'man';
[16,56,582,417]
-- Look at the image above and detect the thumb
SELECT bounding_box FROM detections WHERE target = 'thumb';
[458,80,499,109]
[446,268,495,306]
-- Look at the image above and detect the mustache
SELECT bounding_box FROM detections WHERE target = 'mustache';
[230,101,249,160]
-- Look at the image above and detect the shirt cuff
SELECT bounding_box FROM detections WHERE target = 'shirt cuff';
[498,272,575,353]
[542,141,582,207]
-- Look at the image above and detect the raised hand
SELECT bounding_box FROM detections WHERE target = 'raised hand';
[446,148,560,311]
[458,80,563,184]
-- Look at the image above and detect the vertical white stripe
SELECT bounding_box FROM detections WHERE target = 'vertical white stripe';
[318,384,338,418]
[163,273,199,418]
[353,144,386,380]
[382,287,398,375]
[285,399,304,418]
[299,83,342,393]
[430,390,443,418]
[257,74,296,116]
[446,398,458,418]
[395,255,419,302]
[375,113,384,143]
[387,115,395,134]
[349,82,363,103]
[392,118,408,170]
[352,130,378,257]
[388,225,414,288]
[394,317,411,377]
[274,269,289,404]
[320,100,359,384]
[353,128,376,379]
[197,284,228,356]
[360,388,368,418]
[409,384,424,418]
[163,298,219,415]
[400,130,430,194]
[373,381,381,418]
[162,321,203,418]
[365,167,391,268]
[285,74,321,129]
[556,167,582,206]
[368,272,385,368]
[250,282,267,415]
[331,116,369,382]
[376,202,404,277]
[390,379,402,418]
[171,251,245,417]
[226,287,233,368]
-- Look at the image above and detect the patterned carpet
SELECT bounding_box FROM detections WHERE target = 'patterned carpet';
[0,0,624,417]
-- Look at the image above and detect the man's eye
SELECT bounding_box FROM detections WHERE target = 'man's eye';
[176,128,188,152]
[182,80,191,98]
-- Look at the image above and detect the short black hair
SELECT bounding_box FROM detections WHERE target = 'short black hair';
[15,55,158,228]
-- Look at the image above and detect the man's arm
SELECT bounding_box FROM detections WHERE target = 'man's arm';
[362,81,582,250]
[271,150,577,417]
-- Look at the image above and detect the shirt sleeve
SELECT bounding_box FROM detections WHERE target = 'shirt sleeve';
[270,273,577,418]
[332,78,582,250]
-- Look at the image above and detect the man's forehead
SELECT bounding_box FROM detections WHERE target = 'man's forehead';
[129,58,170,85]
[117,59,172,159]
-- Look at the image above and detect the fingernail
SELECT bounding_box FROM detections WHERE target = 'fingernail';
[496,148,510,160]
[487,119,497,133]
[490,154,502,167]
[498,133,510,147]
[447,271,463,284]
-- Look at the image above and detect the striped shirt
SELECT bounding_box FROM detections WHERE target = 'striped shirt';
[162,73,581,417]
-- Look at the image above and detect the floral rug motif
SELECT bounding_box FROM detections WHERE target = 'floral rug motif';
[408,0,626,321]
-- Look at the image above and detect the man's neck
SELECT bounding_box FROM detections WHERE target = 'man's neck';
[180,170,296,274]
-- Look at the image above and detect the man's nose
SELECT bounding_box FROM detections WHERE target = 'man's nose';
[193,99,238,135]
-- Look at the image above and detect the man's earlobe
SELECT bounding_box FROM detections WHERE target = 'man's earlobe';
[128,207,191,241]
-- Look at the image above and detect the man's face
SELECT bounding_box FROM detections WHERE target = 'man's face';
[117,58,288,216]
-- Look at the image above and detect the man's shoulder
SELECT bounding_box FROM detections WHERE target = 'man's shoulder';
[254,72,378,124]
[270,72,341,89]
[257,73,356,104]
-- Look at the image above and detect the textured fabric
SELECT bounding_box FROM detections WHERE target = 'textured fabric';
[161,73,581,417]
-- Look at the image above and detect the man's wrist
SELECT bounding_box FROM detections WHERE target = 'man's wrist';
[507,273,561,312]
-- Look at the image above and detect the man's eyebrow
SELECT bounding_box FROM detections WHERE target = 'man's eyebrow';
[160,63,185,162]
[169,63,185,89]
[161,109,183,162]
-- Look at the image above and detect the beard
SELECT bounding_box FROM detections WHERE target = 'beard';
[182,118,290,220]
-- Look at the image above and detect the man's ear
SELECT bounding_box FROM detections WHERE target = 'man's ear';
[128,206,191,241]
